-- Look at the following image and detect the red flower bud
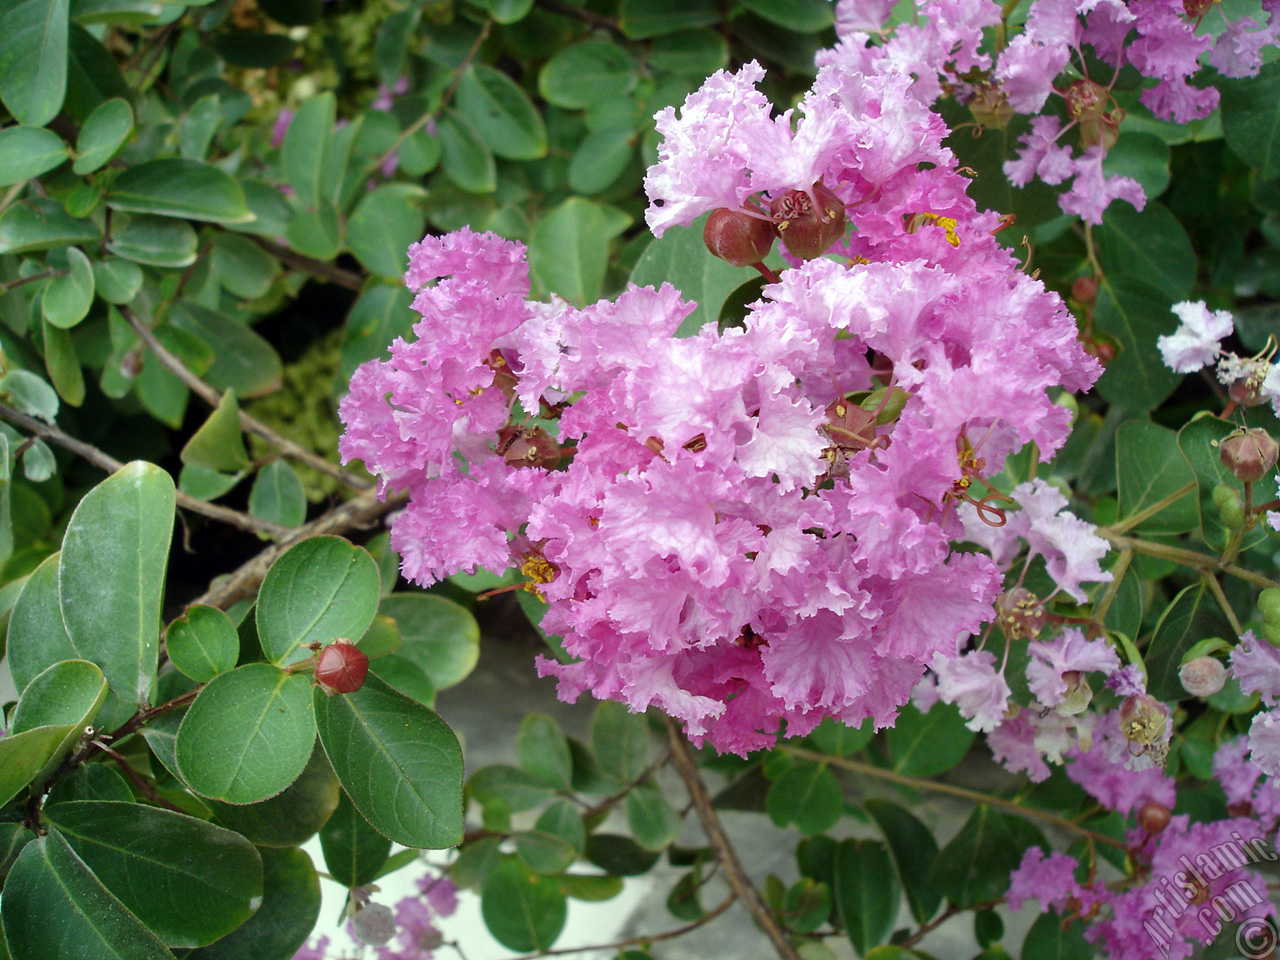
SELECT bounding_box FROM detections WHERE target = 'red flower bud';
[770,182,848,260]
[1220,428,1279,483]
[703,208,777,267]
[314,639,369,695]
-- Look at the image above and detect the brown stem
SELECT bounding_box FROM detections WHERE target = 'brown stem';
[665,717,802,960]
[189,488,408,609]
[533,0,624,34]
[513,891,736,959]
[97,743,186,813]
[0,269,65,292]
[247,235,364,291]
[0,401,291,539]
[119,305,373,493]
[898,898,1002,950]
[780,745,1127,850]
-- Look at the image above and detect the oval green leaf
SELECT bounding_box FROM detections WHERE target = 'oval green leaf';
[60,461,175,706]
[0,126,68,186]
[318,789,392,887]
[74,97,134,174]
[249,459,307,528]
[107,158,254,224]
[626,782,681,851]
[377,592,479,690]
[314,674,464,849]
[927,806,1020,907]
[591,699,650,783]
[766,760,843,836]
[282,92,334,209]
[256,535,381,666]
[539,40,638,109]
[42,246,95,329]
[42,800,263,948]
[886,702,974,777]
[107,213,198,267]
[1,831,172,960]
[211,745,340,848]
[518,712,573,790]
[480,856,567,952]
[346,184,426,278]
[438,110,496,194]
[10,659,106,735]
[0,198,99,255]
[834,839,900,957]
[456,65,548,160]
[165,604,239,683]
[180,389,251,473]
[864,799,941,924]
[529,196,613,306]
[0,0,69,127]
[7,552,77,692]
[175,662,317,804]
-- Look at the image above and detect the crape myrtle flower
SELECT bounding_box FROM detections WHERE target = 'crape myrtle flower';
[339,53,1099,753]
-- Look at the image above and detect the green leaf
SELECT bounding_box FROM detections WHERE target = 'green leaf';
[592,699,650,783]
[583,833,659,875]
[514,830,578,874]
[886,702,974,777]
[256,536,381,666]
[42,801,262,948]
[649,29,727,75]
[314,674,464,848]
[1146,583,1231,702]
[369,653,435,706]
[563,873,623,901]
[1092,276,1181,413]
[1220,61,1280,180]
[378,592,480,690]
[0,0,69,126]
[0,725,80,809]
[107,213,198,267]
[480,856,567,952]
[834,839,900,956]
[864,799,941,924]
[209,233,277,300]
[535,798,586,853]
[6,553,76,692]
[108,159,253,224]
[1101,132,1171,200]
[285,196,341,261]
[43,763,130,807]
[456,65,547,160]
[0,369,59,421]
[169,303,282,398]
[438,110,496,194]
[1022,910,1093,960]
[737,0,832,32]
[176,662,316,804]
[0,198,99,255]
[539,40,638,109]
[487,0,533,22]
[249,460,306,528]
[340,284,415,379]
[346,184,426,277]
[529,196,614,306]
[10,659,106,734]
[165,604,239,682]
[318,790,391,887]
[1115,420,1198,534]
[568,128,634,195]
[181,390,251,473]
[619,0,718,37]
[65,22,128,122]
[178,464,245,501]
[1179,414,1270,553]
[518,713,573,790]
[1095,201,1195,301]
[184,847,320,960]
[73,97,133,174]
[766,761,843,835]
[452,835,502,888]
[0,126,67,186]
[281,92,333,210]
[626,782,681,850]
[468,764,555,813]
[43,318,85,406]
[60,461,174,705]
[1,831,172,960]
[631,213,748,335]
[40,246,94,328]
[806,717,874,757]
[210,745,340,848]
[927,806,1019,907]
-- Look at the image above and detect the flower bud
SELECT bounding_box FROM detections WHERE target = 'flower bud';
[1179,656,1227,698]
[497,424,562,470]
[1138,800,1172,834]
[1220,428,1279,483]
[770,182,847,260]
[1071,276,1098,305]
[351,902,396,946]
[1258,587,1280,624]
[1212,482,1245,529]
[968,82,1014,129]
[703,208,777,267]
[314,639,369,695]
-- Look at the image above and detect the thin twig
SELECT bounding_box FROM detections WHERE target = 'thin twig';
[665,718,802,960]
[190,488,408,609]
[534,0,624,34]
[1100,531,1280,591]
[0,401,291,538]
[501,891,737,960]
[780,745,1127,850]
[0,269,65,293]
[119,305,373,492]
[247,235,365,291]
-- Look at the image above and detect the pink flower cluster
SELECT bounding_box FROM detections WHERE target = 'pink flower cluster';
[1006,735,1280,960]
[340,56,1098,753]
[817,0,1280,222]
